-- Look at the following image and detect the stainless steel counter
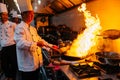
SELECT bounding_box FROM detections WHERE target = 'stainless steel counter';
[60,65,119,80]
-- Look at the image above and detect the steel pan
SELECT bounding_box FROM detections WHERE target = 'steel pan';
[61,54,83,61]
[95,52,120,65]
[100,29,120,40]
[60,53,94,61]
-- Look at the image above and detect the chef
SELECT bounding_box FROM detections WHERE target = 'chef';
[11,11,20,24]
[14,0,56,80]
[0,3,18,80]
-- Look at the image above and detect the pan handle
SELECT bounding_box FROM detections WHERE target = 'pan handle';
[46,45,62,54]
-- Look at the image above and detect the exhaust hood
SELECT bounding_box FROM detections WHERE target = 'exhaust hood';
[33,0,88,14]
[0,0,91,15]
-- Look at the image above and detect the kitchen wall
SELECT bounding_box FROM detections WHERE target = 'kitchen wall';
[51,0,120,32]
[51,6,85,32]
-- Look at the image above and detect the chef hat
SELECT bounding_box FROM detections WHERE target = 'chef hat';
[17,0,33,13]
[0,3,8,13]
[12,11,18,18]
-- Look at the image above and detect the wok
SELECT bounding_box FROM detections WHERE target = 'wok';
[61,52,95,60]
[95,52,120,65]
[61,54,83,61]
[48,45,94,61]
[51,54,83,61]
[98,29,120,40]
[51,53,94,61]
[47,45,82,61]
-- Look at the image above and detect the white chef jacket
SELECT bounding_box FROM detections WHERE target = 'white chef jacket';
[14,21,51,72]
[0,21,16,47]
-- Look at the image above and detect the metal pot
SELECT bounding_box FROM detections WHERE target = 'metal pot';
[95,52,120,65]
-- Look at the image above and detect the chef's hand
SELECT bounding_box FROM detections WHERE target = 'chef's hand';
[37,41,46,47]
[52,45,59,49]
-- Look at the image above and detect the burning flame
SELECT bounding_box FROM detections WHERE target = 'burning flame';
[66,3,102,58]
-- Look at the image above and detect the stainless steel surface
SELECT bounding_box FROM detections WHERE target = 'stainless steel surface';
[60,65,119,80]
[32,0,84,14]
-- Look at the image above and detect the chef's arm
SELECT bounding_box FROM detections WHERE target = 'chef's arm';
[37,39,53,48]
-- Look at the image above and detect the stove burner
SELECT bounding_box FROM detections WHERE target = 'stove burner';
[70,64,101,79]
[94,62,120,74]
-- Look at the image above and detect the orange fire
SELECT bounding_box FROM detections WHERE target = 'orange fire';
[66,3,102,58]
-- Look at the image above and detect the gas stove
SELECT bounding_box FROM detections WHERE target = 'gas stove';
[69,61,120,79]
[69,64,101,79]
[93,62,120,74]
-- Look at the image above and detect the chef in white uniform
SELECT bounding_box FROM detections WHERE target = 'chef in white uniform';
[14,0,55,80]
[0,3,18,80]
[11,11,20,24]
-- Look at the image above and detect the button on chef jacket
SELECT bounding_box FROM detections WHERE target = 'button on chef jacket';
[14,21,51,72]
[0,21,16,47]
